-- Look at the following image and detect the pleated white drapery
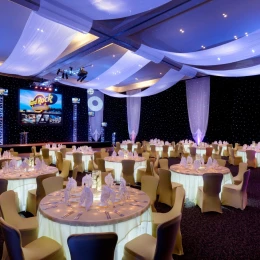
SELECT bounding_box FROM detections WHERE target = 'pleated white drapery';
[0,12,77,76]
[127,89,141,142]
[186,77,210,144]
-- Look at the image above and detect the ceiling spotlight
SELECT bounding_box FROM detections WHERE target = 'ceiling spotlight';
[49,88,52,91]
[65,73,68,79]
[62,72,65,79]
[160,72,162,75]
[56,69,61,75]
[223,13,227,18]
[35,86,38,89]
[245,32,248,36]
[54,88,58,92]
[234,36,238,40]
[201,45,206,49]
[179,29,184,33]
[252,49,255,53]
[218,57,221,60]
[135,78,138,81]
[113,55,115,57]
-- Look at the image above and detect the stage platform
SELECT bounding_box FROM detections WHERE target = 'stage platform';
[0,141,112,153]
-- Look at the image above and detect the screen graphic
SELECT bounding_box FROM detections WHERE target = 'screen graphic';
[19,89,62,125]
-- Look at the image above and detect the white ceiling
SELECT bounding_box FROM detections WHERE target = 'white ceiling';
[1,0,260,91]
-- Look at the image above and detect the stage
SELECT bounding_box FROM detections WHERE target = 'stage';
[0,141,112,153]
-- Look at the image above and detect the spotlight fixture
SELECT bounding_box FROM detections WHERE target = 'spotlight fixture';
[56,68,61,75]
[62,72,65,79]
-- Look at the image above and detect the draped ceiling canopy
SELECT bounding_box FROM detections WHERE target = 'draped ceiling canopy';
[1,0,260,96]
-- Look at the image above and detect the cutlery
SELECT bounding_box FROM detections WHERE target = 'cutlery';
[105,211,111,219]
[41,201,59,206]
[43,205,57,210]
[73,211,83,220]
[129,203,143,208]
[61,211,74,219]
[114,210,124,217]
[134,200,148,203]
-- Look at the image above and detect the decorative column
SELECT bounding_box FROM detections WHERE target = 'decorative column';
[0,95,3,144]
[73,103,77,142]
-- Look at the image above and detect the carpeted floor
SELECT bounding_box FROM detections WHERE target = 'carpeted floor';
[2,156,260,259]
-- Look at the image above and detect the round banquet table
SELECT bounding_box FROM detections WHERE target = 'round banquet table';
[38,187,152,260]
[237,149,260,167]
[0,166,58,211]
[152,145,173,157]
[120,144,137,152]
[170,164,232,202]
[65,151,94,171]
[0,156,22,167]
[40,148,60,165]
[104,156,146,181]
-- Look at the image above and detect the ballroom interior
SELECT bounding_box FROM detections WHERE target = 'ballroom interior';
[0,0,260,259]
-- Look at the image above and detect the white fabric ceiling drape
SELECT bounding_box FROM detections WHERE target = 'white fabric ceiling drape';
[127,89,141,142]
[186,77,210,144]
[0,12,77,76]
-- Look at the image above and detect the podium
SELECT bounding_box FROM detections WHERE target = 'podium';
[20,132,28,144]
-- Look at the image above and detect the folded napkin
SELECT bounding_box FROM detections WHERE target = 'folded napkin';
[118,150,124,157]
[214,141,217,144]
[128,152,133,157]
[100,185,111,206]
[64,188,70,205]
[187,156,193,165]
[20,160,29,172]
[119,177,127,196]
[105,173,114,187]
[212,159,218,168]
[218,140,222,144]
[9,159,17,169]
[134,151,138,158]
[206,157,213,168]
[79,186,93,210]
[66,177,77,190]
[193,160,201,170]
[180,157,187,167]
[82,174,93,188]
[192,143,197,147]
[165,141,169,145]
[112,151,117,157]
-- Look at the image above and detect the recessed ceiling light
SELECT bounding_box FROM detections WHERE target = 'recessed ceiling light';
[234,36,238,40]
[201,45,206,49]
[245,32,248,36]
[217,57,221,60]
[179,29,184,33]
[252,49,255,53]
[160,72,162,75]
[113,55,115,57]
[223,13,227,18]
[135,78,138,80]
[138,64,142,67]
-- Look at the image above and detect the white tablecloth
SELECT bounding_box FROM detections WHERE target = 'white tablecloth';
[170,164,232,202]
[38,187,152,260]
[104,157,146,181]
[237,149,260,167]
[65,152,94,171]
[0,166,59,211]
[120,144,137,152]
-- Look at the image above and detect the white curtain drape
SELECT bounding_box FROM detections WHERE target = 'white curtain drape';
[186,77,210,144]
[127,89,141,142]
[0,12,77,76]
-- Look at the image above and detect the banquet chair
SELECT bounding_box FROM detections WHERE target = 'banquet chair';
[158,168,173,207]
[234,143,240,153]
[10,151,19,157]
[203,147,213,163]
[0,159,10,169]
[99,172,111,186]
[72,166,79,181]
[42,176,64,195]
[170,144,179,158]
[152,186,185,255]
[68,232,118,260]
[100,149,109,159]
[60,160,71,187]
[135,142,143,155]
[66,147,73,152]
[56,151,63,172]
[123,214,181,260]
[41,148,53,165]
[223,144,233,157]
[196,173,223,213]
[233,162,248,185]
[122,160,135,186]
[212,144,219,154]
[189,147,197,161]
[31,146,42,160]
[162,145,169,158]
[246,150,257,168]
[216,159,226,167]
[221,169,251,210]
[142,152,150,160]
[94,152,101,163]
[127,143,133,153]
[136,159,153,183]
[0,217,65,260]
[171,141,175,148]
[141,176,159,212]
[114,142,121,154]
[153,155,160,176]
[159,159,169,170]
[73,152,84,172]
[0,179,7,195]
[96,158,115,178]
[60,147,67,159]
[212,146,223,160]
[0,191,38,246]
[26,173,57,216]
[150,145,157,158]
[228,147,243,165]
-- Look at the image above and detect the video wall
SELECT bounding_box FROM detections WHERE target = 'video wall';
[19,89,62,125]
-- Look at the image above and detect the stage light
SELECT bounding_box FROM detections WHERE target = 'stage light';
[56,68,61,75]
[49,88,52,91]
[40,87,43,89]
[65,73,68,79]
[55,88,58,92]
[44,88,47,90]
[35,86,38,89]
[62,72,65,79]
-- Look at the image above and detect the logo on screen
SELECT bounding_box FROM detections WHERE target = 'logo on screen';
[29,93,58,113]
